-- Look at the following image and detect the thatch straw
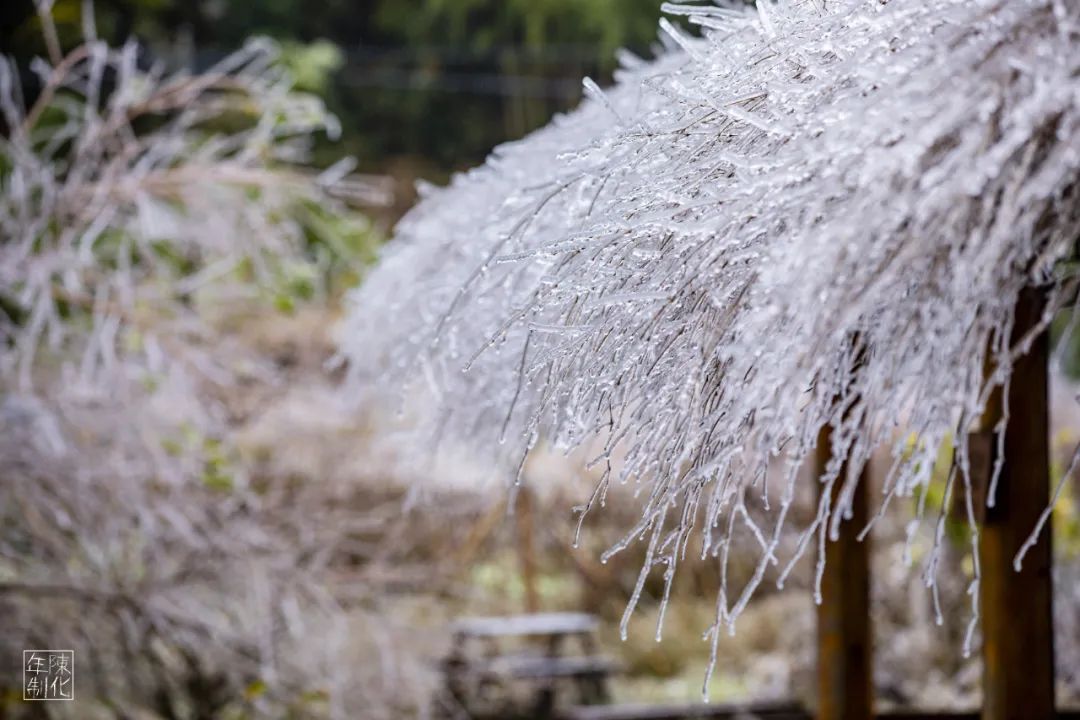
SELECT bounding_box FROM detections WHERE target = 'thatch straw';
[342,0,1080,671]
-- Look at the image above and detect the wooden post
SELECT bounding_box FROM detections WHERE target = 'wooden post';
[516,486,541,613]
[817,428,873,720]
[979,285,1055,720]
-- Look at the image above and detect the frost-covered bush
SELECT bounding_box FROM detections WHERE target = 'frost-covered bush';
[0,7,407,718]
[341,0,1080,682]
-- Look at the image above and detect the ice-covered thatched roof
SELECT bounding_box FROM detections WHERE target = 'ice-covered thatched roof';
[342,0,1079,661]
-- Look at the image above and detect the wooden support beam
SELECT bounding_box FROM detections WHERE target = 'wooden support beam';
[516,486,541,613]
[817,429,873,720]
[978,285,1055,720]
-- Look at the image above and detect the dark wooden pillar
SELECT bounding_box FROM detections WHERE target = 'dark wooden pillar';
[817,429,873,720]
[979,286,1055,720]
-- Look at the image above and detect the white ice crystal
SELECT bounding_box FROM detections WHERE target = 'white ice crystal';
[341,0,1080,678]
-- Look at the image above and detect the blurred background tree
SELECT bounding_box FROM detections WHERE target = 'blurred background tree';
[1,0,665,183]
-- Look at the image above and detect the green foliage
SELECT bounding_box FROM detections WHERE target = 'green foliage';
[201,437,236,492]
[375,0,662,61]
[906,433,971,547]
[3,0,671,172]
[297,198,380,286]
[909,428,1080,558]
[1051,430,1080,558]
[363,0,664,168]
[1051,306,1080,379]
[278,39,345,95]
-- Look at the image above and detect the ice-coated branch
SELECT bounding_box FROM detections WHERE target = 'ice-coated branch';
[342,0,1080,678]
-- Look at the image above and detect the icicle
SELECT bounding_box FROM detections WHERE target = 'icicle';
[582,77,625,125]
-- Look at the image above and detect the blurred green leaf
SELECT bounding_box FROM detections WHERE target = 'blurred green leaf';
[279,40,345,95]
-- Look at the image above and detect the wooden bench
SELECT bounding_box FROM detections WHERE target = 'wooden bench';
[442,612,617,719]
[558,699,806,720]
[560,708,1080,720]
[451,611,600,638]
[466,653,620,681]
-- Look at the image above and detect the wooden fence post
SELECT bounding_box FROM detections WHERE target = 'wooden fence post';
[517,486,541,613]
[817,428,873,720]
[979,285,1055,720]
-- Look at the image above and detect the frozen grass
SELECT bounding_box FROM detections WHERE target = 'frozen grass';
[0,5,408,717]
